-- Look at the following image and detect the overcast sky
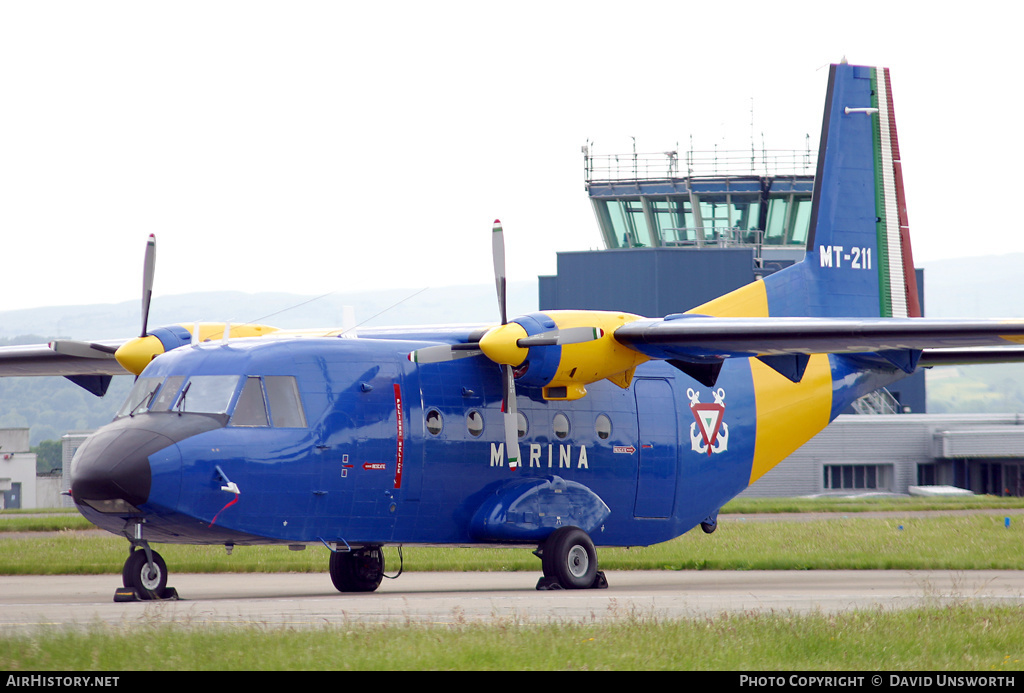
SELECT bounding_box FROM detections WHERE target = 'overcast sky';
[1,1,1019,314]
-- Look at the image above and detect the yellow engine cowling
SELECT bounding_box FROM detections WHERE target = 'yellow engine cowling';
[478,310,650,401]
[114,322,280,375]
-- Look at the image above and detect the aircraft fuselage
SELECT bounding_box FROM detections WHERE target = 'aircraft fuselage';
[71,326,901,552]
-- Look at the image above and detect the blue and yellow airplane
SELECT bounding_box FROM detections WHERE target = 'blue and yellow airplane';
[3,61,1024,599]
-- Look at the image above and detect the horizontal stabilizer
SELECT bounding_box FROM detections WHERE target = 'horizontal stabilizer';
[919,347,1024,367]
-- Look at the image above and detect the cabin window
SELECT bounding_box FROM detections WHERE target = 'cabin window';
[175,375,240,415]
[231,377,269,427]
[553,413,570,440]
[265,376,307,428]
[595,414,612,440]
[517,412,528,438]
[426,409,443,435]
[115,377,163,418]
[467,410,484,437]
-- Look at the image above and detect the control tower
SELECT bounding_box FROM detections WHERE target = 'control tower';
[538,143,925,413]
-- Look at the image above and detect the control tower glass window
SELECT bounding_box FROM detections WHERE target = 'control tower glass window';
[765,195,812,245]
[603,199,651,248]
[697,194,760,245]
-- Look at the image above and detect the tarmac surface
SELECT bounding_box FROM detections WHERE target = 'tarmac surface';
[2,569,1024,631]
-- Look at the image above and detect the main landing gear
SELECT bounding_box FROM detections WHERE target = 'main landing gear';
[329,545,387,592]
[535,526,608,590]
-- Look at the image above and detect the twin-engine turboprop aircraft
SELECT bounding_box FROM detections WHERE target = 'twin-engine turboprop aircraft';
[3,61,1024,600]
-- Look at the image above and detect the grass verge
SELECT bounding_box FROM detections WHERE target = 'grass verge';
[2,604,1023,670]
[1,512,1022,574]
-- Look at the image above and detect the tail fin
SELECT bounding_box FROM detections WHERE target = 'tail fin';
[693,63,921,320]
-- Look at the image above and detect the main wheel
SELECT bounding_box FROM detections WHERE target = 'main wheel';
[541,526,598,589]
[329,546,385,592]
[122,549,167,600]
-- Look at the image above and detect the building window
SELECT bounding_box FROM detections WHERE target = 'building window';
[823,464,885,491]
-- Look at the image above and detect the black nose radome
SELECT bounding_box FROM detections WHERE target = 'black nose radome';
[71,426,170,507]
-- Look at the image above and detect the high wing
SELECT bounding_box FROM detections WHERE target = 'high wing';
[614,316,1024,359]
[611,315,1024,386]
[0,340,130,396]
[0,340,128,377]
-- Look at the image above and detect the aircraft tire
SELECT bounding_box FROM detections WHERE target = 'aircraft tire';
[541,526,598,589]
[329,546,385,593]
[122,549,167,600]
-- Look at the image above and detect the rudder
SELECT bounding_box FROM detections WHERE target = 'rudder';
[764,62,921,319]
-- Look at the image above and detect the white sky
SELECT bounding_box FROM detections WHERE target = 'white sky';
[0,1,1019,312]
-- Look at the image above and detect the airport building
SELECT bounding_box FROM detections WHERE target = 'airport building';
[538,144,1024,497]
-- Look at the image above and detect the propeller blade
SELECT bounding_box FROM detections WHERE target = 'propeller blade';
[491,220,507,326]
[517,326,605,348]
[49,340,119,359]
[408,343,483,363]
[140,234,156,338]
[492,220,521,470]
[501,364,521,470]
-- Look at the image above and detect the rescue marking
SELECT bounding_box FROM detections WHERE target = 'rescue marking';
[393,383,404,488]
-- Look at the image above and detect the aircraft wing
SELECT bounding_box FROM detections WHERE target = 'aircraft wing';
[614,316,1024,360]
[0,340,129,378]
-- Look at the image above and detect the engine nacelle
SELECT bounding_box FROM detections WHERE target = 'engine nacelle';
[479,311,649,400]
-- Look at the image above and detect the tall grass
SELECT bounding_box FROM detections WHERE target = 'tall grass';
[2,604,1022,670]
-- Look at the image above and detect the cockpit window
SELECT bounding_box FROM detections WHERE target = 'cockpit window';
[174,375,240,415]
[230,376,269,427]
[265,376,306,428]
[151,375,185,412]
[115,373,306,427]
[115,377,163,418]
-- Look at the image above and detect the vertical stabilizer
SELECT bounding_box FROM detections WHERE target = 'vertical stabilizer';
[764,63,921,319]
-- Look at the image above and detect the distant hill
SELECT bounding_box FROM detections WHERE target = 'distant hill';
[0,282,538,341]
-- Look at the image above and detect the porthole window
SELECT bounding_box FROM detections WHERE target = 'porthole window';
[517,412,528,438]
[553,413,570,440]
[467,410,484,437]
[426,409,443,435]
[595,414,612,440]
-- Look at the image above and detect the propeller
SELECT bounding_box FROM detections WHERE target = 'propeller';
[49,234,159,366]
[491,220,521,470]
[141,233,156,339]
[114,235,169,375]
[406,220,607,470]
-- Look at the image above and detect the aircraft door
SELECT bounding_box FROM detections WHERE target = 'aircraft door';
[633,378,678,519]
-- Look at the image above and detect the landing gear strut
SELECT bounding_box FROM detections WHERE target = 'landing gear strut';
[535,526,608,590]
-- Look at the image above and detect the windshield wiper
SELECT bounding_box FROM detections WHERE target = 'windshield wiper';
[176,381,192,415]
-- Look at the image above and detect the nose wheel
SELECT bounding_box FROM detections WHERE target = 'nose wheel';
[115,545,178,601]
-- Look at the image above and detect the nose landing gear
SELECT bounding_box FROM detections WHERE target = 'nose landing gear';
[114,540,178,602]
